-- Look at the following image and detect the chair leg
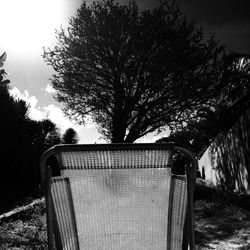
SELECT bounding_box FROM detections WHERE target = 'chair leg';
[45,168,54,250]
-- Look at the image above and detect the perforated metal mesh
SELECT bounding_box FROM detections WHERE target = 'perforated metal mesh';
[59,149,172,170]
[51,177,79,249]
[47,146,190,250]
[168,176,187,249]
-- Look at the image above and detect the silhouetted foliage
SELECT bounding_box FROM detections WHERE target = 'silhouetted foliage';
[0,53,62,212]
[158,53,250,158]
[62,128,79,144]
[0,57,30,188]
[41,119,62,148]
[43,0,224,143]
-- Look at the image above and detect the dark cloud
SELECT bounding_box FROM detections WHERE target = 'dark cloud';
[180,0,250,25]
[179,0,250,53]
[76,0,250,53]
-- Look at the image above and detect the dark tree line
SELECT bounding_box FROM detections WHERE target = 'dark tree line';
[0,55,78,209]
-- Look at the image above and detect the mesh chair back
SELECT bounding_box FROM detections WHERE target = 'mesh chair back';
[40,143,197,250]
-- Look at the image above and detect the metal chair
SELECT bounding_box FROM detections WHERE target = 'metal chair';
[40,143,197,249]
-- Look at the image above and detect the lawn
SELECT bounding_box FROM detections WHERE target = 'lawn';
[0,182,250,250]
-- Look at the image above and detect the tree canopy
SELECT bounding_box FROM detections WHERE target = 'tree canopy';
[62,128,79,144]
[43,0,225,143]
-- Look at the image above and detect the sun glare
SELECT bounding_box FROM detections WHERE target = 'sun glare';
[0,0,63,56]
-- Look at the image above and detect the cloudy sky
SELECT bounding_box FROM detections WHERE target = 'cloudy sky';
[1,0,250,143]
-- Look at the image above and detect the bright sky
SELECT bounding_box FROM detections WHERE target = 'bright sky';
[1,0,249,144]
[0,0,63,56]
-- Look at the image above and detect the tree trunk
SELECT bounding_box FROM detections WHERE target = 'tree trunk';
[124,129,138,143]
[111,117,127,143]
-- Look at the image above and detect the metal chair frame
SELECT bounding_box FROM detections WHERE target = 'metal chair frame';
[40,143,197,250]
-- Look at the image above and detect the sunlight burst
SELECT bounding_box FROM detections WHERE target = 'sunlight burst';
[0,0,63,55]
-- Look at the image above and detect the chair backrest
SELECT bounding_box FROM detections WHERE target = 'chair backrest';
[40,143,197,250]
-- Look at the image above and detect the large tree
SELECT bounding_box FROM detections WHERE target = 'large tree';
[43,0,224,143]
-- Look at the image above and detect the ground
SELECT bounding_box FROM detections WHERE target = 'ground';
[194,199,250,249]
[0,183,250,249]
